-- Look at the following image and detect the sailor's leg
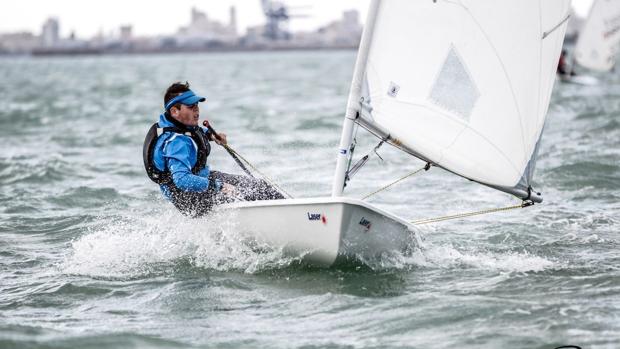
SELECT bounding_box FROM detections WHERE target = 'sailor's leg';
[169,188,218,218]
[209,171,285,201]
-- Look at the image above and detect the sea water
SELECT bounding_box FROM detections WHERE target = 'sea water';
[0,51,618,348]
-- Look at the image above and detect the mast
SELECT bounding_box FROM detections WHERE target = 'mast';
[332,0,382,197]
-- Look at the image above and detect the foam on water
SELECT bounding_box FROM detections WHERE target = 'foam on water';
[414,243,557,273]
[62,204,557,277]
[60,207,299,278]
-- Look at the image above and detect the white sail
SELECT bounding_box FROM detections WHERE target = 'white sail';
[574,0,620,72]
[339,0,571,202]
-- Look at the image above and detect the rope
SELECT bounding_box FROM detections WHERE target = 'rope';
[362,163,430,200]
[346,122,361,177]
[222,144,294,199]
[346,139,386,182]
[411,201,534,225]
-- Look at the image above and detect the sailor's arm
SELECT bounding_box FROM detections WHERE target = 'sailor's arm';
[164,138,213,192]
[168,160,213,192]
[213,132,227,145]
[202,124,227,145]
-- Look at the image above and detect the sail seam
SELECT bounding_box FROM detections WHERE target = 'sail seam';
[363,61,384,117]
[457,3,529,169]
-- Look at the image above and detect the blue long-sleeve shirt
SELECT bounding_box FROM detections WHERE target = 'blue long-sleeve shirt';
[152,114,215,200]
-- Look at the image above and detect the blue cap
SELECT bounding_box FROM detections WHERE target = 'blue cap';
[164,90,206,111]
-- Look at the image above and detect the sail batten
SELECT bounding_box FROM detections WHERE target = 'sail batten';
[349,0,570,202]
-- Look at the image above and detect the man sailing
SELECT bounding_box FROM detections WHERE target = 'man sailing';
[143,82,284,216]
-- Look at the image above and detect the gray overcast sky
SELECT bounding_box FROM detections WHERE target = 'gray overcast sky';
[2,0,593,38]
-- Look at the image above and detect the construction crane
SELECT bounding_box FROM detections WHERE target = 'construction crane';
[260,0,309,41]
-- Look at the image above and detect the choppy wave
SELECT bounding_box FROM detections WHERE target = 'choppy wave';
[1,52,618,349]
[410,243,557,273]
[60,206,558,280]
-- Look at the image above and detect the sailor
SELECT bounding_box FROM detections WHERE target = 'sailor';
[557,50,569,76]
[143,81,284,217]
[557,50,577,77]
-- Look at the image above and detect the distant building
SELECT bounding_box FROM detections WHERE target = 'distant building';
[176,6,238,47]
[317,10,362,47]
[32,17,99,55]
[120,25,133,42]
[243,25,269,47]
[0,32,39,54]
[0,5,368,56]
[229,7,238,36]
[293,9,362,48]
[41,17,60,47]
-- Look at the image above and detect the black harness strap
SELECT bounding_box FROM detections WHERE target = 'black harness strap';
[142,114,211,185]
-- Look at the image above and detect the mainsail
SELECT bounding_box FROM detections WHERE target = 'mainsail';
[574,0,620,72]
[333,0,571,203]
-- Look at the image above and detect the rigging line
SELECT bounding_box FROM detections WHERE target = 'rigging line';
[411,200,534,225]
[346,138,386,181]
[223,144,294,199]
[347,155,369,180]
[345,116,362,186]
[204,120,255,178]
[362,162,431,201]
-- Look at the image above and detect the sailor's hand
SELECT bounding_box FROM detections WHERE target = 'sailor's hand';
[215,133,227,145]
[221,183,237,196]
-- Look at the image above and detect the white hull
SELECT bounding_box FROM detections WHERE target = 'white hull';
[216,197,418,266]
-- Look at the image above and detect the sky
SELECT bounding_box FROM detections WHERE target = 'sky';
[1,0,593,39]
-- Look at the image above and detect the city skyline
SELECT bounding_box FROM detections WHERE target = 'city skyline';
[2,0,593,38]
[1,0,370,38]
[1,5,364,55]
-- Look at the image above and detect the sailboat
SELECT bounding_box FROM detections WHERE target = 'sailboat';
[217,0,572,266]
[562,0,620,85]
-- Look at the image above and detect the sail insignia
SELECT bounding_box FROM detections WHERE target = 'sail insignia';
[428,45,480,121]
[387,82,401,97]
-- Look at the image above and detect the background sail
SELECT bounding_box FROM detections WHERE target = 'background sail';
[358,0,570,200]
[574,0,620,72]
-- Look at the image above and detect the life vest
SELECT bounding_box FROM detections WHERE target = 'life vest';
[143,116,211,185]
